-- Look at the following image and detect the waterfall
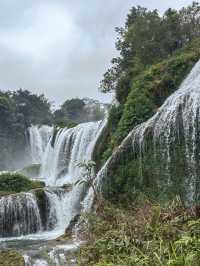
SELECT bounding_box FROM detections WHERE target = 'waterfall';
[39,121,106,231]
[41,121,103,186]
[0,192,42,237]
[0,119,106,239]
[28,125,53,164]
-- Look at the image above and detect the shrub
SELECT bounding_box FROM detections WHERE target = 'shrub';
[0,172,44,194]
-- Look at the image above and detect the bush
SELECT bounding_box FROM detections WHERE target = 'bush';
[0,172,44,194]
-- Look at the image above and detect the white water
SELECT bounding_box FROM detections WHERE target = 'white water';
[41,121,103,186]
[0,193,42,237]
[0,120,106,242]
[29,125,53,164]
[39,121,105,236]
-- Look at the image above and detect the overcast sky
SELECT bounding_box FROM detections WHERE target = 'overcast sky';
[0,0,195,107]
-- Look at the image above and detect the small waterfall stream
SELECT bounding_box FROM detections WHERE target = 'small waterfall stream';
[29,125,53,164]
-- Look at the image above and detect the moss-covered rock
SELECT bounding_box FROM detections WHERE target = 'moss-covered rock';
[0,250,24,266]
[0,172,44,195]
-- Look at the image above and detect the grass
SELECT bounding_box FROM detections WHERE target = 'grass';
[78,195,200,266]
[0,251,24,266]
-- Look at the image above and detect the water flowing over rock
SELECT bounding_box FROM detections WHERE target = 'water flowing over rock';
[28,125,53,164]
[0,119,106,239]
[0,192,42,237]
[40,121,104,186]
[99,60,200,204]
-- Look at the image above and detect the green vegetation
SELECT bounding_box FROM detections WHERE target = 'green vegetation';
[78,196,200,266]
[100,2,200,101]
[95,39,200,166]
[115,42,200,143]
[12,89,53,126]
[0,250,24,266]
[87,3,200,265]
[54,98,105,126]
[0,172,44,195]
[96,2,200,166]
[101,139,193,204]
[76,160,102,209]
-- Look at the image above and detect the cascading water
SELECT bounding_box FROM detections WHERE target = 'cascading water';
[39,121,106,234]
[0,119,106,241]
[41,121,103,186]
[0,193,42,237]
[28,125,53,164]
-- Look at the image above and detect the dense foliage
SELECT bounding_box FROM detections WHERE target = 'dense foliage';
[54,98,106,127]
[95,2,200,166]
[100,2,200,103]
[89,4,200,264]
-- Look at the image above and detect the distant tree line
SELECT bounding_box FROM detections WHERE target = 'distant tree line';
[100,2,200,103]
[0,89,53,169]
[54,98,106,127]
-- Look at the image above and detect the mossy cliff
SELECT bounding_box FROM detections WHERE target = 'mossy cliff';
[93,39,200,206]
[94,39,200,168]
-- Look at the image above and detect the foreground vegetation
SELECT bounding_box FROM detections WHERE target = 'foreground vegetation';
[0,250,24,266]
[0,172,44,196]
[78,196,200,266]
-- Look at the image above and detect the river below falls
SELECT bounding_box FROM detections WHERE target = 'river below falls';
[0,237,82,265]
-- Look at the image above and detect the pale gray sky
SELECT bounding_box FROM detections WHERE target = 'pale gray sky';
[0,0,195,107]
